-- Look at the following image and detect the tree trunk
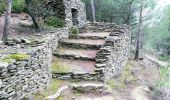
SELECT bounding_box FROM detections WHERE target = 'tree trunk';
[2,0,13,41]
[91,0,96,22]
[25,0,40,31]
[134,0,143,60]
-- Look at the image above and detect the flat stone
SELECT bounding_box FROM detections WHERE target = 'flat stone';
[54,48,98,60]
[52,57,96,74]
[61,39,105,46]
[0,62,9,69]
[79,32,110,37]
[0,79,2,88]
[77,95,115,100]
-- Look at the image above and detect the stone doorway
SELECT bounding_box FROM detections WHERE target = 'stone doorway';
[71,8,79,26]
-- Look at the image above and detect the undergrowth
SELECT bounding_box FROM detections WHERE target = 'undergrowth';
[69,26,79,35]
[154,66,170,99]
[44,17,64,28]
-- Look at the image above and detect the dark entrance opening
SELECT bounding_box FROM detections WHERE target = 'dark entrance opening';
[71,8,79,26]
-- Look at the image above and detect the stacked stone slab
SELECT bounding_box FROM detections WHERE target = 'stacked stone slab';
[0,28,69,100]
[96,27,131,81]
[80,22,131,81]
[52,34,106,80]
[52,22,131,82]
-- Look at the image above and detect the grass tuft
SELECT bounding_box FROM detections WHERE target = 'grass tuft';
[51,63,71,73]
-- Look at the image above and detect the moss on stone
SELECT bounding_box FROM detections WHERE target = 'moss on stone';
[51,63,71,73]
[0,58,15,63]
[7,53,31,61]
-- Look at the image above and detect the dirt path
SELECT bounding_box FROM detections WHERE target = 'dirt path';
[144,54,169,67]
[110,58,160,100]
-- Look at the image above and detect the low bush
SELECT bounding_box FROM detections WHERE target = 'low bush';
[69,26,79,35]
[158,54,170,61]
[44,17,64,28]
[12,0,26,13]
[0,1,6,16]
[154,66,170,99]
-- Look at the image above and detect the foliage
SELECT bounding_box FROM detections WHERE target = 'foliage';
[0,1,6,16]
[44,17,64,28]
[144,5,170,56]
[69,26,79,35]
[158,54,170,61]
[0,0,26,15]
[12,0,26,13]
[155,66,170,89]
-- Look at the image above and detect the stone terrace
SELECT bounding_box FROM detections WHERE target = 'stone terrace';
[52,32,110,80]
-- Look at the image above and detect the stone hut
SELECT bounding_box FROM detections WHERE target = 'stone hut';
[64,0,87,27]
[50,0,86,27]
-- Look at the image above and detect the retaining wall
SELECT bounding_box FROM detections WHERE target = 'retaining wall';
[0,28,69,100]
[80,22,131,81]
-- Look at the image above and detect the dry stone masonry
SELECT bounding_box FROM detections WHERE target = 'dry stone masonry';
[0,28,69,100]
[64,0,87,27]
[95,26,131,81]
[52,22,131,81]
[0,0,131,99]
[31,0,86,27]
[80,22,131,81]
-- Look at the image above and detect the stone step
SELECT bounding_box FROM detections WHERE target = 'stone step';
[52,57,96,74]
[70,32,110,40]
[53,48,98,61]
[45,80,113,100]
[59,39,105,50]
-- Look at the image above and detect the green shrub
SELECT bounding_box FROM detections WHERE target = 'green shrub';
[44,17,64,28]
[12,0,26,13]
[158,54,170,61]
[155,66,170,89]
[0,1,6,16]
[69,26,79,35]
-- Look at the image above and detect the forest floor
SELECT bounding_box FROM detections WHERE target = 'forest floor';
[0,13,35,39]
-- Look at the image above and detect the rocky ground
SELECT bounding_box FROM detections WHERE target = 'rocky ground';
[0,13,37,39]
[31,56,167,100]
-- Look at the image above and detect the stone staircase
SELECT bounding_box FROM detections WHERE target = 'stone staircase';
[52,32,110,80]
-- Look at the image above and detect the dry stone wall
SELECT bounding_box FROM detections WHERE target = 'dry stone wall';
[80,22,131,81]
[96,27,131,81]
[80,22,117,33]
[0,28,69,100]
